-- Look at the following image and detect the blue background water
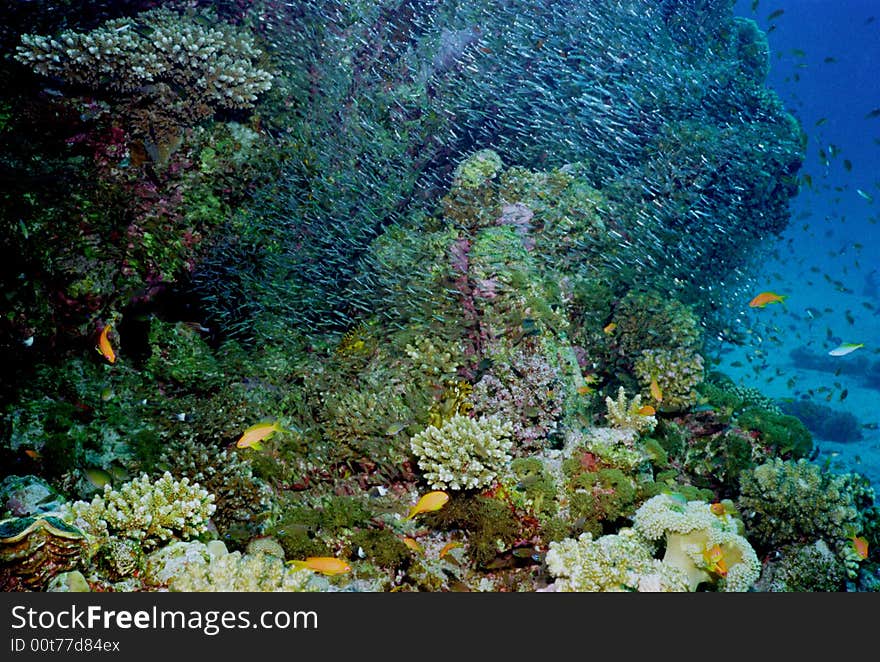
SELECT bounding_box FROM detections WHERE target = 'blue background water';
[725,0,880,487]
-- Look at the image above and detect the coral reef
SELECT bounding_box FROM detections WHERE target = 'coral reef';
[410,415,514,491]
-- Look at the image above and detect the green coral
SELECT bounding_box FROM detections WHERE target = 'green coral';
[610,290,702,360]
[62,472,215,550]
[634,347,704,412]
[737,459,870,565]
[452,149,504,191]
[410,414,514,491]
[145,319,222,389]
[633,493,761,592]
[755,540,847,592]
[545,528,689,592]
[735,407,811,459]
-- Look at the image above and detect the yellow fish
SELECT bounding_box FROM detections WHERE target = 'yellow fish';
[439,540,462,558]
[235,420,286,450]
[703,544,728,577]
[96,325,116,364]
[637,405,655,416]
[405,490,450,519]
[603,322,617,334]
[401,537,423,553]
[288,556,351,576]
[650,377,663,402]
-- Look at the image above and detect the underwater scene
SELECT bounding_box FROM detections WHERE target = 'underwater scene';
[0,0,878,593]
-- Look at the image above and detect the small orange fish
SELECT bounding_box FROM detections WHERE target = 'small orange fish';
[749,291,787,308]
[703,544,728,577]
[96,325,116,364]
[24,449,42,461]
[236,420,285,450]
[710,502,726,516]
[649,377,663,402]
[439,541,462,558]
[402,537,423,553]
[405,490,450,519]
[288,556,351,576]
[603,322,617,334]
[852,535,869,560]
[577,385,594,396]
[637,405,655,416]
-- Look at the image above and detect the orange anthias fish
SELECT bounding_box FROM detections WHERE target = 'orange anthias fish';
[439,541,462,558]
[749,291,787,308]
[710,502,726,516]
[96,325,116,364]
[288,557,351,576]
[402,537,423,553]
[703,544,728,577]
[603,322,617,335]
[637,405,655,416]
[852,535,869,560]
[649,377,663,402]
[235,420,285,450]
[405,490,450,519]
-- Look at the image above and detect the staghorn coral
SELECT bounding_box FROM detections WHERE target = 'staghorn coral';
[633,493,761,592]
[410,414,514,491]
[604,386,657,434]
[15,7,273,131]
[634,347,704,412]
[62,472,215,550]
[144,540,323,592]
[545,528,689,592]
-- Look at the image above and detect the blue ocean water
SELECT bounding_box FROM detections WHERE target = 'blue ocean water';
[726,0,880,488]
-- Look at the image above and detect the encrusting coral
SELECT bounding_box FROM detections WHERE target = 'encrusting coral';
[410,414,514,491]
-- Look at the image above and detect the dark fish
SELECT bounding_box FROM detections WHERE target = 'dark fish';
[768,9,785,21]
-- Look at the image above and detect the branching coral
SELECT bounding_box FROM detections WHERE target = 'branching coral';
[410,414,513,491]
[545,528,688,592]
[63,472,215,549]
[15,7,273,128]
[604,386,657,434]
[633,493,761,592]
